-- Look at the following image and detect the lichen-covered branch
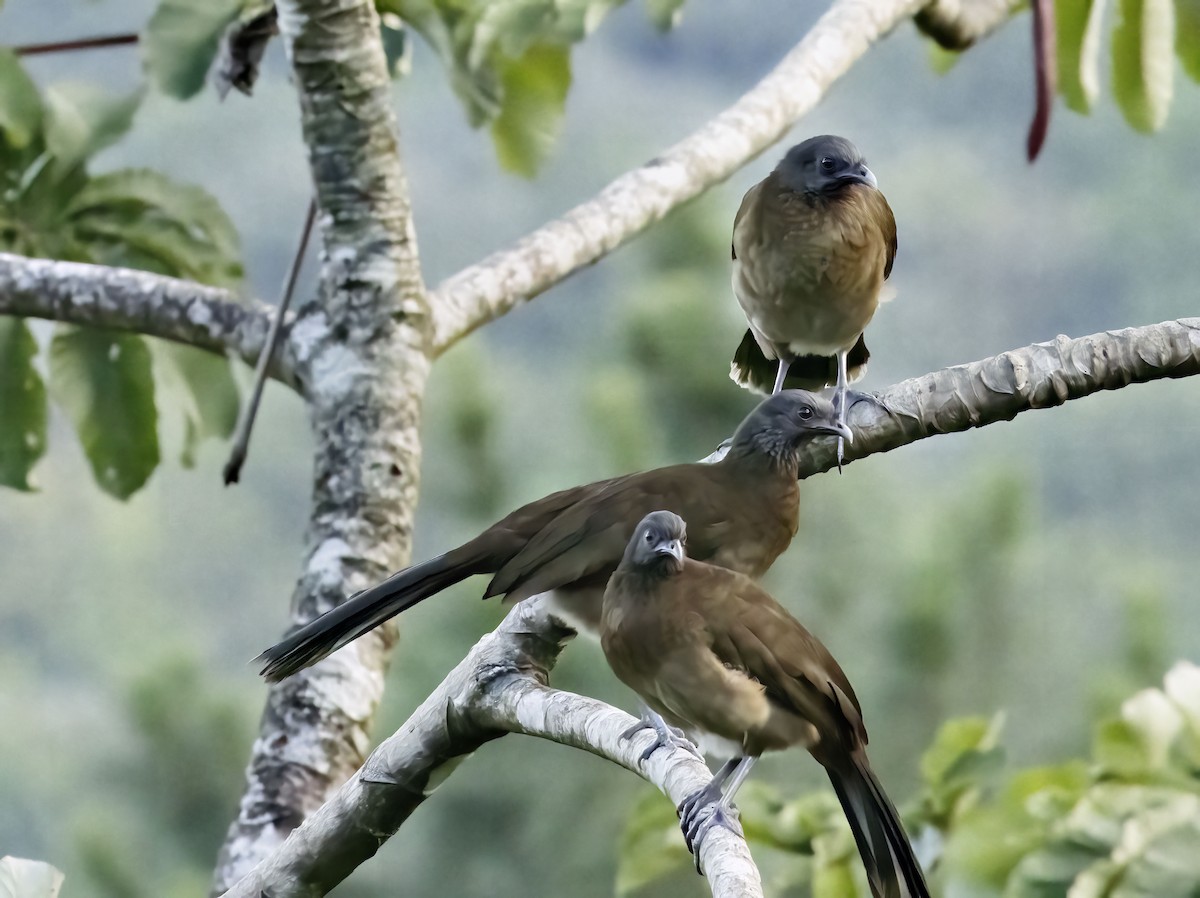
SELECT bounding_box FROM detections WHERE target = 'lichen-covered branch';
[218,318,1197,896]
[220,598,762,898]
[211,0,430,891]
[802,318,1200,475]
[426,0,1020,352]
[0,252,296,388]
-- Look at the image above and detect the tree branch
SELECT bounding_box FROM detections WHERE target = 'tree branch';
[221,597,762,898]
[426,0,1020,352]
[220,317,1198,895]
[0,252,298,389]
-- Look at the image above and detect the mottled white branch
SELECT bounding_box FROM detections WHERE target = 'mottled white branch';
[221,597,762,898]
[803,318,1200,475]
[427,0,1020,352]
[0,252,297,388]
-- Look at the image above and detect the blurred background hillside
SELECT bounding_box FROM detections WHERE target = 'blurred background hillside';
[0,0,1198,895]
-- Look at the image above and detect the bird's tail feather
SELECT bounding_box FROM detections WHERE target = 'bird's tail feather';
[256,548,484,682]
[729,329,869,393]
[826,753,930,898]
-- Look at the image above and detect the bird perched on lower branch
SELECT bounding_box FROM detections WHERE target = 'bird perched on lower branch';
[600,511,930,898]
[256,391,851,693]
[729,135,897,467]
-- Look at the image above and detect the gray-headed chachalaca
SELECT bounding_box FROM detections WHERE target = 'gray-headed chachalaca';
[730,135,897,465]
[257,391,852,691]
[601,511,929,898]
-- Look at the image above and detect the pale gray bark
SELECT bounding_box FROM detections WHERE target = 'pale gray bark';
[218,317,1199,897]
[0,252,296,388]
[426,0,1021,353]
[220,598,762,898]
[209,0,430,891]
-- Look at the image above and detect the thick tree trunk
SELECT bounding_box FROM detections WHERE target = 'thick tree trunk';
[210,0,431,891]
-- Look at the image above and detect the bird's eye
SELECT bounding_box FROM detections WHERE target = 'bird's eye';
[644,530,653,542]
[798,406,814,420]
[820,156,836,171]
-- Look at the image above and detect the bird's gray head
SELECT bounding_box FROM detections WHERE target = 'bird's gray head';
[728,390,853,471]
[622,510,687,574]
[775,135,877,196]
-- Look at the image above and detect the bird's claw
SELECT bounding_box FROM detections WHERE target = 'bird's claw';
[677,788,742,873]
[621,717,703,763]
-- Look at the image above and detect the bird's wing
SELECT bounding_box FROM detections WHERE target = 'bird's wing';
[731,181,764,262]
[698,574,867,741]
[484,465,708,601]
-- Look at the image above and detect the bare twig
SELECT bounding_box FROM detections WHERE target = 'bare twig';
[12,34,139,56]
[223,197,316,485]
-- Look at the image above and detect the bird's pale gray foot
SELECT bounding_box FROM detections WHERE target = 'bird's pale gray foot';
[678,757,756,871]
[621,707,703,763]
[834,349,851,472]
[771,357,790,395]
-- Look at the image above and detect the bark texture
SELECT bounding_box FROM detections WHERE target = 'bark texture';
[0,252,294,388]
[209,0,430,891]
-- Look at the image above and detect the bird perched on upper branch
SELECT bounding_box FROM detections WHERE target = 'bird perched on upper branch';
[600,511,929,898]
[256,391,851,688]
[729,135,897,465]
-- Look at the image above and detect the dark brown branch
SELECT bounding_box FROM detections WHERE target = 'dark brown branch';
[12,34,139,56]
[223,196,316,485]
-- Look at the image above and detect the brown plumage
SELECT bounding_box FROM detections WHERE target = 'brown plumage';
[256,391,852,683]
[601,511,930,898]
[730,135,897,405]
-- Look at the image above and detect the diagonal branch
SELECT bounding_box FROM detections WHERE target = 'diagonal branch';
[0,252,298,389]
[426,0,1020,353]
[221,317,1199,896]
[220,597,762,898]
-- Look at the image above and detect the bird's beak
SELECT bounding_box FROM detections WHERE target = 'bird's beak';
[837,164,877,189]
[655,539,685,563]
[813,420,855,443]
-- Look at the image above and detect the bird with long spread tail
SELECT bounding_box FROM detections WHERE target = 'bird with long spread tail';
[729,135,896,465]
[257,392,851,699]
[600,511,930,898]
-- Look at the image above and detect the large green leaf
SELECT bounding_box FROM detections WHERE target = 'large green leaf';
[0,318,46,491]
[0,50,43,149]
[152,343,239,467]
[1056,0,1106,111]
[65,169,243,285]
[1112,0,1176,131]
[49,326,159,500]
[490,43,571,176]
[1178,0,1200,82]
[0,857,64,898]
[142,0,246,99]
[645,0,686,30]
[43,83,143,172]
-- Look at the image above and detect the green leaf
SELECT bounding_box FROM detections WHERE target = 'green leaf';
[1112,0,1176,131]
[65,169,243,285]
[0,857,64,898]
[1179,0,1200,82]
[379,13,412,78]
[1056,0,1106,111]
[490,43,571,176]
[49,326,159,500]
[43,83,143,171]
[920,714,1004,787]
[152,343,239,467]
[615,787,690,895]
[645,0,686,30]
[0,318,46,491]
[0,50,44,149]
[142,0,245,99]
